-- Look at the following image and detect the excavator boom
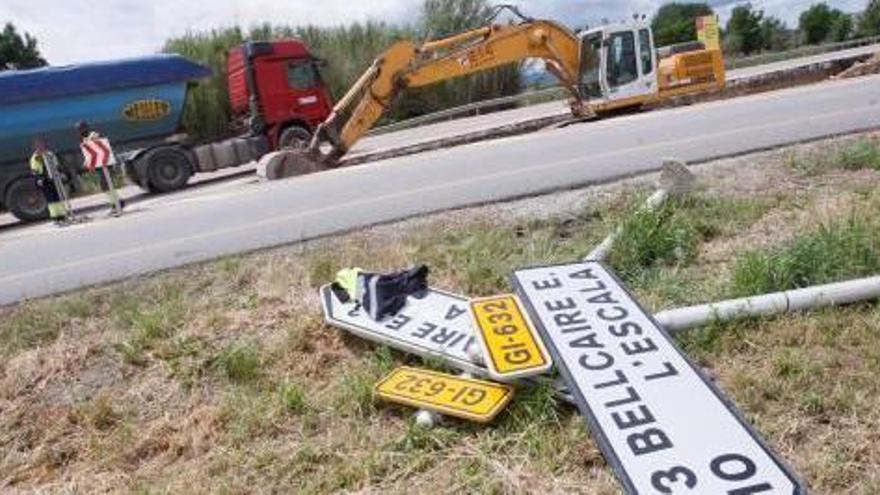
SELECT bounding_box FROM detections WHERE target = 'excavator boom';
[262,8,587,179]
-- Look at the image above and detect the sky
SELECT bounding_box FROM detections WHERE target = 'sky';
[0,0,870,65]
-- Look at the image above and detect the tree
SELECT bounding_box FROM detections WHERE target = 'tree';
[725,4,764,55]
[799,3,852,44]
[858,0,880,37]
[651,2,714,47]
[760,17,793,52]
[396,0,521,118]
[0,22,47,71]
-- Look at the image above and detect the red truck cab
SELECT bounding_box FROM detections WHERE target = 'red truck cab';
[227,40,333,150]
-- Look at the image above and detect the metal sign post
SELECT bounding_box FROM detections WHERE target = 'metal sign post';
[43,152,81,223]
[81,138,123,215]
[511,261,805,494]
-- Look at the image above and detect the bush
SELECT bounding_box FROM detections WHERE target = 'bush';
[608,198,699,280]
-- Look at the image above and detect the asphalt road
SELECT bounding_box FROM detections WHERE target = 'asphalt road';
[1,75,879,305]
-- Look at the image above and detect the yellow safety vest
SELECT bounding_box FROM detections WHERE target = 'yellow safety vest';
[29,152,45,175]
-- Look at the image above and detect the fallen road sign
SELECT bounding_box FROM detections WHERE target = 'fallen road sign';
[470,294,552,380]
[321,284,484,375]
[512,261,805,495]
[321,284,575,404]
[375,366,514,423]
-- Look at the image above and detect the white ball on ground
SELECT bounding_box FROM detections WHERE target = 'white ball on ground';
[415,409,437,428]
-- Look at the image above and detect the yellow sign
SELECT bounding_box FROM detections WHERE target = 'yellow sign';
[696,15,721,51]
[470,295,552,380]
[374,367,514,423]
[122,99,172,121]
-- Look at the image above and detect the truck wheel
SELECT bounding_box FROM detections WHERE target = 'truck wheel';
[279,126,312,149]
[5,177,48,222]
[144,147,192,193]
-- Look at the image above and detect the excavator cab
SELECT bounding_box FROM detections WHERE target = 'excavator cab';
[578,22,658,110]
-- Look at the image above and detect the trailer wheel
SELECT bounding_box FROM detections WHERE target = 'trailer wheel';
[279,126,312,149]
[144,147,192,193]
[5,177,48,222]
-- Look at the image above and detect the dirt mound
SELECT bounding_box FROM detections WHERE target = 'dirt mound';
[835,53,880,79]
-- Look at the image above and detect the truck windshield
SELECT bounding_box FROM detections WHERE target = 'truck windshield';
[287,62,318,90]
[579,33,603,99]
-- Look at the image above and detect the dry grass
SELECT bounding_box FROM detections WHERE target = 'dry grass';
[1,132,879,493]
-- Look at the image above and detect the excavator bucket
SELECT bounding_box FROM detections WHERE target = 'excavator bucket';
[257,149,331,181]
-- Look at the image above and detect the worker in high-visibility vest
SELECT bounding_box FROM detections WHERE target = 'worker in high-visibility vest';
[77,121,125,216]
[29,138,69,225]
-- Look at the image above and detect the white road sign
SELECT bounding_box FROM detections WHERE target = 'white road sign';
[321,284,484,374]
[512,262,805,495]
[321,284,574,403]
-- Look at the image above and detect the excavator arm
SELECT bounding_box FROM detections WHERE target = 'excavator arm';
[269,7,587,178]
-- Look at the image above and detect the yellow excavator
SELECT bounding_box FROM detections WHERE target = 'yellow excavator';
[265,5,725,179]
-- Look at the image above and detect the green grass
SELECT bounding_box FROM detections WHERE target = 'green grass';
[608,198,699,280]
[0,292,107,358]
[278,380,309,414]
[731,212,880,296]
[113,285,187,365]
[788,138,880,175]
[214,342,263,383]
[410,209,608,296]
[839,139,880,171]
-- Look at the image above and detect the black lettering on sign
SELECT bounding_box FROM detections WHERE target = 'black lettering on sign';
[568,268,598,280]
[579,279,608,292]
[579,351,614,371]
[608,321,643,338]
[595,369,628,389]
[621,338,659,356]
[651,466,698,494]
[545,297,577,312]
[612,405,656,430]
[430,327,459,345]
[627,428,673,456]
[446,332,467,350]
[384,314,412,331]
[711,453,774,494]
[532,276,562,290]
[645,361,680,382]
[605,386,641,408]
[570,332,603,349]
[445,304,467,321]
[411,322,436,339]
[554,311,588,327]
[587,291,619,304]
[597,306,628,321]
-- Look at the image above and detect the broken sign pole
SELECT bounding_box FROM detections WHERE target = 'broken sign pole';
[585,159,695,262]
[656,275,880,332]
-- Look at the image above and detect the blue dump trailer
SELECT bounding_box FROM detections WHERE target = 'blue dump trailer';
[0,55,211,221]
